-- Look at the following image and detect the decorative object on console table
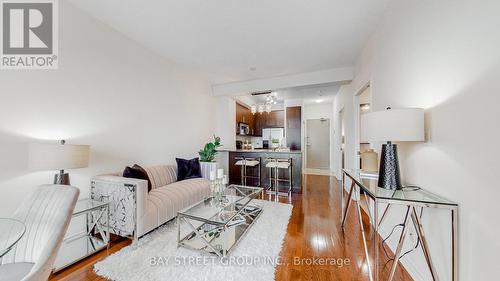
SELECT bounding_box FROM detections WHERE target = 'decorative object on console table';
[199,135,222,179]
[29,140,90,185]
[361,107,424,189]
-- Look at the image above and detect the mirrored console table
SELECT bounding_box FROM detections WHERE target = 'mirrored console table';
[53,199,110,272]
[341,169,458,281]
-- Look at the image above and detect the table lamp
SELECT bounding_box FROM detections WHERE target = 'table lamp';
[361,108,424,190]
[29,140,90,185]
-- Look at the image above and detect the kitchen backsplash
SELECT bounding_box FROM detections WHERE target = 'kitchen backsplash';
[236,135,263,148]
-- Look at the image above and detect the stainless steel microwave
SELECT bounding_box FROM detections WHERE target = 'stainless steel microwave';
[238,122,249,135]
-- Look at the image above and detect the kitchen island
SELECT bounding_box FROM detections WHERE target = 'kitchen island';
[219,149,302,192]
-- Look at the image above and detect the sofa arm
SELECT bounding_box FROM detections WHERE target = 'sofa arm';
[90,175,148,240]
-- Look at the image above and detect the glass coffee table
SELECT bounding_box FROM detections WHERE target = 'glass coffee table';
[177,184,263,257]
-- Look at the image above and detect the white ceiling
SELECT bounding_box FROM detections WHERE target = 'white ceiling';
[236,82,340,107]
[69,0,389,84]
[280,83,340,104]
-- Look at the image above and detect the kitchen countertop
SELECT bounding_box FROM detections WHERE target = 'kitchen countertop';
[218,148,302,154]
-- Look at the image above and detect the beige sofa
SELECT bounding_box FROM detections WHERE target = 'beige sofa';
[91,165,210,240]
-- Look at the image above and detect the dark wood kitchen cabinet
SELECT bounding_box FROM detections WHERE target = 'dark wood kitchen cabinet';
[228,151,302,192]
[236,101,285,136]
[254,114,265,136]
[254,110,284,136]
[286,106,302,150]
[267,110,284,127]
[236,102,256,135]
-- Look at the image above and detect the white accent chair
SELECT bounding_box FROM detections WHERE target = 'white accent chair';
[0,185,79,281]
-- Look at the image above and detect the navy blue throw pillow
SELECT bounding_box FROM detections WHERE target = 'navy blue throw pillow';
[123,164,152,192]
[176,158,202,181]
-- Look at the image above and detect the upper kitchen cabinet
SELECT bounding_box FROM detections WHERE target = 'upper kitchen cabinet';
[254,110,284,136]
[267,110,284,127]
[236,102,255,135]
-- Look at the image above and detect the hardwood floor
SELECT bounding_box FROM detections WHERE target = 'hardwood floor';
[50,174,413,281]
[274,174,412,281]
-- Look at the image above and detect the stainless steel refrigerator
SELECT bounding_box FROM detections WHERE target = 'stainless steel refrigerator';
[262,128,284,148]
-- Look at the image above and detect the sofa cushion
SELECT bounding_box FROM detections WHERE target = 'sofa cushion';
[144,178,210,232]
[176,157,202,181]
[143,165,177,190]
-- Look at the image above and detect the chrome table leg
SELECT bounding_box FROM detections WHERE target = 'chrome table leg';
[341,181,355,228]
[388,206,411,281]
[452,208,458,281]
[374,199,379,281]
[341,172,345,218]
[411,206,438,281]
[363,192,373,226]
[377,204,391,229]
[355,185,374,281]
[274,166,278,201]
[177,216,181,248]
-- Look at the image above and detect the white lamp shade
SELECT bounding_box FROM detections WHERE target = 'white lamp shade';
[361,108,424,142]
[29,142,90,171]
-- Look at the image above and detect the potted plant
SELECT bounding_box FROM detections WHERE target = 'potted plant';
[198,135,222,179]
[271,138,280,149]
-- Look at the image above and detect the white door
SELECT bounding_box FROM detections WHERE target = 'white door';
[306,119,330,169]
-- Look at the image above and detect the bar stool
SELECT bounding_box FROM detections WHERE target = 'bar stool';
[235,157,261,186]
[265,157,292,197]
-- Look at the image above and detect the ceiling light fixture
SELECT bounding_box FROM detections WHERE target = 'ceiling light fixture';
[265,103,272,113]
[315,99,324,103]
[251,92,277,114]
[251,104,257,114]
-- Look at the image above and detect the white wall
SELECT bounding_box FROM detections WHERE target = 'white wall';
[214,96,237,173]
[332,84,356,177]
[336,0,500,280]
[214,96,236,150]
[303,103,332,120]
[0,2,215,216]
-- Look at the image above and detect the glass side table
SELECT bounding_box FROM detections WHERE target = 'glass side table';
[0,218,26,258]
[53,199,110,272]
[341,169,458,281]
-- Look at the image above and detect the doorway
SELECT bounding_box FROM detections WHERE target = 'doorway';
[306,118,330,170]
[339,109,345,173]
[356,84,372,170]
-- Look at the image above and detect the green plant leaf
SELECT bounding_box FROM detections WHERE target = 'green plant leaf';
[199,135,223,162]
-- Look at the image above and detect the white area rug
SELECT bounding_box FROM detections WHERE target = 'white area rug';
[94,200,293,281]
